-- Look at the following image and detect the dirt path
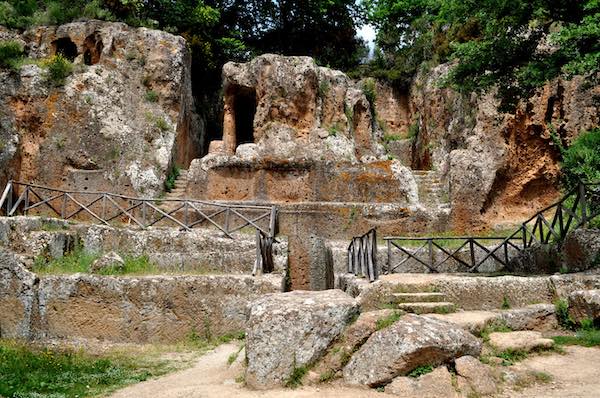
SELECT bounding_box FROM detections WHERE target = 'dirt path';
[108,343,394,398]
[502,346,600,398]
[109,344,600,398]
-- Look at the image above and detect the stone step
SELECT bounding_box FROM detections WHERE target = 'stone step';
[391,292,447,303]
[397,302,457,314]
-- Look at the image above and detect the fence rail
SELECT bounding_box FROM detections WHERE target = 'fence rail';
[353,181,600,279]
[347,229,378,282]
[0,181,279,274]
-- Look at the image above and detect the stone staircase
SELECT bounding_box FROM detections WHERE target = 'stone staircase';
[161,169,189,212]
[389,291,457,314]
[163,169,189,202]
[412,170,450,212]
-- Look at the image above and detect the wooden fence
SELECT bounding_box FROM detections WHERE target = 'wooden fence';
[0,180,279,274]
[347,229,378,282]
[363,181,600,277]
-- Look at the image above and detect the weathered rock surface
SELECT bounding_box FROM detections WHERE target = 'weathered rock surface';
[455,355,497,396]
[385,366,458,397]
[343,314,481,386]
[488,331,554,352]
[0,252,38,338]
[245,289,358,389]
[373,65,599,230]
[562,229,600,272]
[311,309,398,380]
[89,251,124,274]
[38,273,282,343]
[0,21,202,196]
[568,289,600,323]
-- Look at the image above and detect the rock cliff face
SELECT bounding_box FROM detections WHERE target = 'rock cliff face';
[0,21,202,197]
[373,65,600,230]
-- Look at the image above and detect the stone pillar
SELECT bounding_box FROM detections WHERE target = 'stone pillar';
[287,231,334,291]
[222,90,237,155]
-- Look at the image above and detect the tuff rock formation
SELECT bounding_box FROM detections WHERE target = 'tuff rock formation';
[0,21,202,197]
[568,289,600,324]
[245,289,358,389]
[342,314,481,387]
[372,67,600,230]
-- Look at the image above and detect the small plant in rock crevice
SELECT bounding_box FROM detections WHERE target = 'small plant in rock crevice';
[554,298,577,330]
[375,311,402,331]
[44,54,73,86]
[407,364,434,378]
[164,165,181,192]
[145,90,158,102]
[285,358,308,388]
[501,295,511,310]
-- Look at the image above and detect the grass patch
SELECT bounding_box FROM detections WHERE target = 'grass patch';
[285,363,308,388]
[0,40,24,69]
[495,349,529,366]
[553,327,600,347]
[33,246,99,274]
[531,371,553,383]
[319,369,336,383]
[501,295,511,310]
[407,364,434,378]
[0,339,172,398]
[479,320,512,342]
[145,90,158,102]
[96,254,159,276]
[375,311,402,331]
[227,343,244,365]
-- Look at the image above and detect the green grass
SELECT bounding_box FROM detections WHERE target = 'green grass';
[553,327,600,347]
[319,369,336,383]
[145,90,158,102]
[164,165,181,192]
[0,339,172,398]
[501,295,511,310]
[44,54,73,86]
[479,320,512,342]
[407,364,434,378]
[32,248,161,276]
[375,311,402,331]
[495,349,529,366]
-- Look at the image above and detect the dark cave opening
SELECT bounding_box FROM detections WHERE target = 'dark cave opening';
[52,37,78,61]
[234,87,257,146]
[83,33,103,65]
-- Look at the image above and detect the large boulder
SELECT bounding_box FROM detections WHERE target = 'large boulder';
[562,229,600,272]
[568,289,600,324]
[342,314,481,387]
[245,289,358,389]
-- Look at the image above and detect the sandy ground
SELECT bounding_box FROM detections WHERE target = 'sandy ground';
[109,343,600,398]
[502,346,600,398]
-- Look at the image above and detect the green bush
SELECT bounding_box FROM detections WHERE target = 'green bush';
[44,54,73,86]
[0,40,24,69]
[165,165,181,192]
[555,298,577,330]
[561,129,600,190]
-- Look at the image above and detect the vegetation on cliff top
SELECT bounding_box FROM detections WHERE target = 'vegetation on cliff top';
[363,0,600,110]
[1,0,598,111]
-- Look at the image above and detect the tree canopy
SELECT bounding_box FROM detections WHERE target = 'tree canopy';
[363,0,600,110]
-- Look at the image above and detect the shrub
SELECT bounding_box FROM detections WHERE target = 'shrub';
[0,40,24,69]
[44,54,73,85]
[561,129,600,190]
[155,117,170,132]
[554,298,577,330]
[164,165,181,192]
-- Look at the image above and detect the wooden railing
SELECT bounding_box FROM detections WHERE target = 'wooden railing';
[372,181,599,276]
[0,181,279,274]
[347,229,378,282]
